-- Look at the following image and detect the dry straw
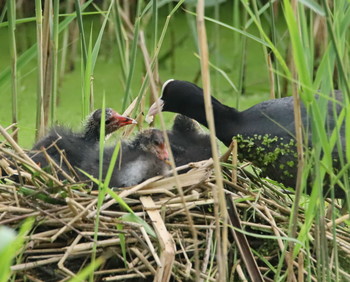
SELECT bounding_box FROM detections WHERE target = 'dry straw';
[1,125,350,281]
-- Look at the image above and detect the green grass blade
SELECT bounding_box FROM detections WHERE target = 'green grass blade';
[69,257,104,282]
[82,27,93,117]
[90,96,106,281]
[299,0,325,16]
[103,142,120,188]
[74,0,88,67]
[112,1,128,80]
[98,96,106,185]
[283,1,313,97]
[19,186,65,205]
[244,0,275,29]
[152,0,158,52]
[0,5,7,23]
[0,218,34,281]
[91,1,113,70]
[347,105,350,164]
[0,226,17,280]
[121,0,143,111]
[268,0,281,98]
[194,52,238,92]
[121,213,156,238]
[321,0,350,98]
[116,223,127,267]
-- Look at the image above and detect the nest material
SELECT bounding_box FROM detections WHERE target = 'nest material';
[1,125,350,281]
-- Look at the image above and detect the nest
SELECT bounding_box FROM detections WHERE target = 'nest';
[1,125,350,282]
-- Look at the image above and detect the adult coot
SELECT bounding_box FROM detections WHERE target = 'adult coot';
[148,79,346,196]
[31,108,136,173]
[81,129,170,187]
[168,114,212,168]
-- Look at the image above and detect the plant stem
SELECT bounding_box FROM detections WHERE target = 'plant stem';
[197,0,227,280]
[35,0,45,140]
[51,0,59,125]
[7,0,18,142]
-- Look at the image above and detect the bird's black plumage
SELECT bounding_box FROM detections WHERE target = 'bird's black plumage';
[168,114,212,168]
[148,79,347,196]
[81,129,170,187]
[30,108,136,174]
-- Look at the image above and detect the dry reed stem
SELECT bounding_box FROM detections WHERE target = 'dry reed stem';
[35,0,45,140]
[138,24,200,272]
[58,234,83,277]
[200,221,214,281]
[131,247,156,275]
[196,1,228,279]
[140,196,175,282]
[327,213,350,228]
[232,140,238,184]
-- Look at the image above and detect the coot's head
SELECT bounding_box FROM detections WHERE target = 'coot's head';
[172,114,200,133]
[84,108,137,141]
[134,129,169,161]
[147,79,205,119]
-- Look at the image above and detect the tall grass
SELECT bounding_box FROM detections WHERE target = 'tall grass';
[252,1,349,280]
[121,0,142,111]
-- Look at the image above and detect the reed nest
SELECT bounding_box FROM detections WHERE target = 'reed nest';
[1,125,350,281]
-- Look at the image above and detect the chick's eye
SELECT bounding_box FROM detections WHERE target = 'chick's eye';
[105,119,111,125]
[154,140,160,146]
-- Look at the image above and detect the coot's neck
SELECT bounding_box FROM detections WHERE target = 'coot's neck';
[83,126,100,143]
[181,96,241,146]
[213,104,241,145]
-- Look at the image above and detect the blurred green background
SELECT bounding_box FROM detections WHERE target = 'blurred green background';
[0,1,273,148]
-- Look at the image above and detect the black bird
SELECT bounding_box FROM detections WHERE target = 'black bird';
[30,108,136,174]
[81,129,170,187]
[147,79,347,196]
[168,114,212,168]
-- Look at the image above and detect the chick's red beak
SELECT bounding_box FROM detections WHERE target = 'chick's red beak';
[156,143,169,162]
[110,112,137,129]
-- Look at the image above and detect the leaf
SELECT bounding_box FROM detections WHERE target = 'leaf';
[116,223,127,267]
[0,218,34,281]
[19,187,66,205]
[121,213,156,238]
[299,0,325,16]
[91,1,114,70]
[68,257,104,282]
